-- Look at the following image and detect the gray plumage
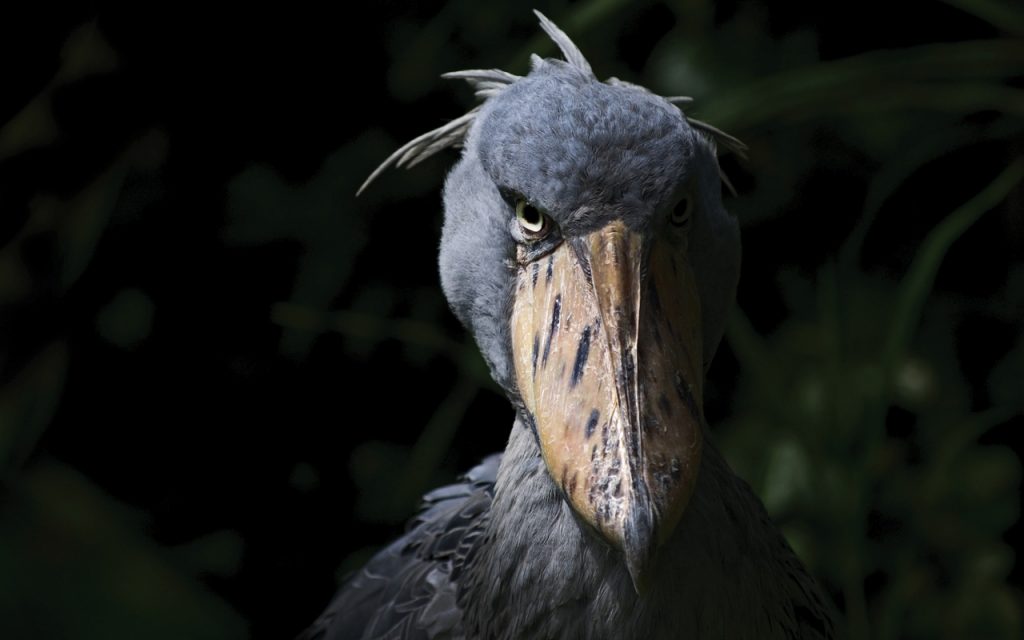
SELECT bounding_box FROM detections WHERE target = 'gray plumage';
[357,11,745,197]
[304,11,836,640]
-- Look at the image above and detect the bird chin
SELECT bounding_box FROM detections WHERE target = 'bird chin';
[510,220,704,591]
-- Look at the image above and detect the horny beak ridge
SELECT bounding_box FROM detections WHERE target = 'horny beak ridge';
[511,219,704,593]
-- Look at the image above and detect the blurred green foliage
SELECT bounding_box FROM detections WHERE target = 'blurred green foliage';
[0,21,248,639]
[0,462,246,640]
[1,1,1022,638]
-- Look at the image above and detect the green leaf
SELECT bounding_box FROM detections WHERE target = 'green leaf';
[95,288,156,349]
[939,0,1024,36]
[762,439,812,513]
[0,462,247,640]
[55,163,129,289]
[226,141,376,357]
[0,343,68,477]
[876,160,1024,417]
[0,23,118,160]
[169,530,245,579]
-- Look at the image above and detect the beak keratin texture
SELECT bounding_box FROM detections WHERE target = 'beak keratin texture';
[511,220,704,590]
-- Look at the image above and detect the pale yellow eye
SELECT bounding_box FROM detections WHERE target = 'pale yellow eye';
[516,200,545,234]
[671,196,692,227]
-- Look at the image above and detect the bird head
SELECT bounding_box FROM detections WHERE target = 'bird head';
[362,11,742,593]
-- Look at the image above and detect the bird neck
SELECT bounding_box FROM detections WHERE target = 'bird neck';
[459,417,816,639]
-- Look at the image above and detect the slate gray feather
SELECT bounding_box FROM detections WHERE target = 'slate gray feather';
[304,11,837,640]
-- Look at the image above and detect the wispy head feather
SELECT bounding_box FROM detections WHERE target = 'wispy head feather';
[357,11,745,195]
[533,9,594,77]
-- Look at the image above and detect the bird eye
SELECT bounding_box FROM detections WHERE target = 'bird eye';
[516,200,546,235]
[671,197,692,227]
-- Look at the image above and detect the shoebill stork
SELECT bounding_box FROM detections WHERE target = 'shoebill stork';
[303,11,836,640]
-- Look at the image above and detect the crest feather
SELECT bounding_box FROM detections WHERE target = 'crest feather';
[688,118,748,159]
[442,69,522,99]
[357,12,746,195]
[356,109,479,196]
[532,10,594,77]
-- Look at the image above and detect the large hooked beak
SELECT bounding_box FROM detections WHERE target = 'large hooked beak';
[511,219,703,592]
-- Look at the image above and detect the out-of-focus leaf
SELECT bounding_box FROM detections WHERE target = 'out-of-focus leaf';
[905,305,972,416]
[0,237,32,303]
[0,153,129,302]
[349,440,412,523]
[289,461,319,492]
[703,40,1024,131]
[0,23,117,160]
[0,103,58,160]
[53,162,129,289]
[351,376,482,523]
[723,244,1022,640]
[0,462,247,640]
[56,24,119,81]
[878,160,1023,407]
[953,446,1019,507]
[892,356,938,408]
[394,376,481,514]
[947,582,1023,639]
[343,285,399,359]
[95,288,156,349]
[0,342,67,476]
[761,439,812,513]
[403,287,449,367]
[169,530,245,579]
[271,303,491,384]
[841,121,1024,265]
[226,140,378,357]
[939,0,1024,36]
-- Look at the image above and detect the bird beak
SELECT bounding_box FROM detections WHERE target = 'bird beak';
[511,219,703,593]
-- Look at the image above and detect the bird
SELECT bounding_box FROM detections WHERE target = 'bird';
[303,11,837,640]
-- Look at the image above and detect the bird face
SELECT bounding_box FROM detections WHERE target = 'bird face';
[431,16,740,594]
[451,62,725,591]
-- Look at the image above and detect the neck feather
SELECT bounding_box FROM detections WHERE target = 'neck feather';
[458,419,825,639]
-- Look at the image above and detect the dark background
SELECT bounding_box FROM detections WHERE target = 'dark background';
[1,1,1021,638]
